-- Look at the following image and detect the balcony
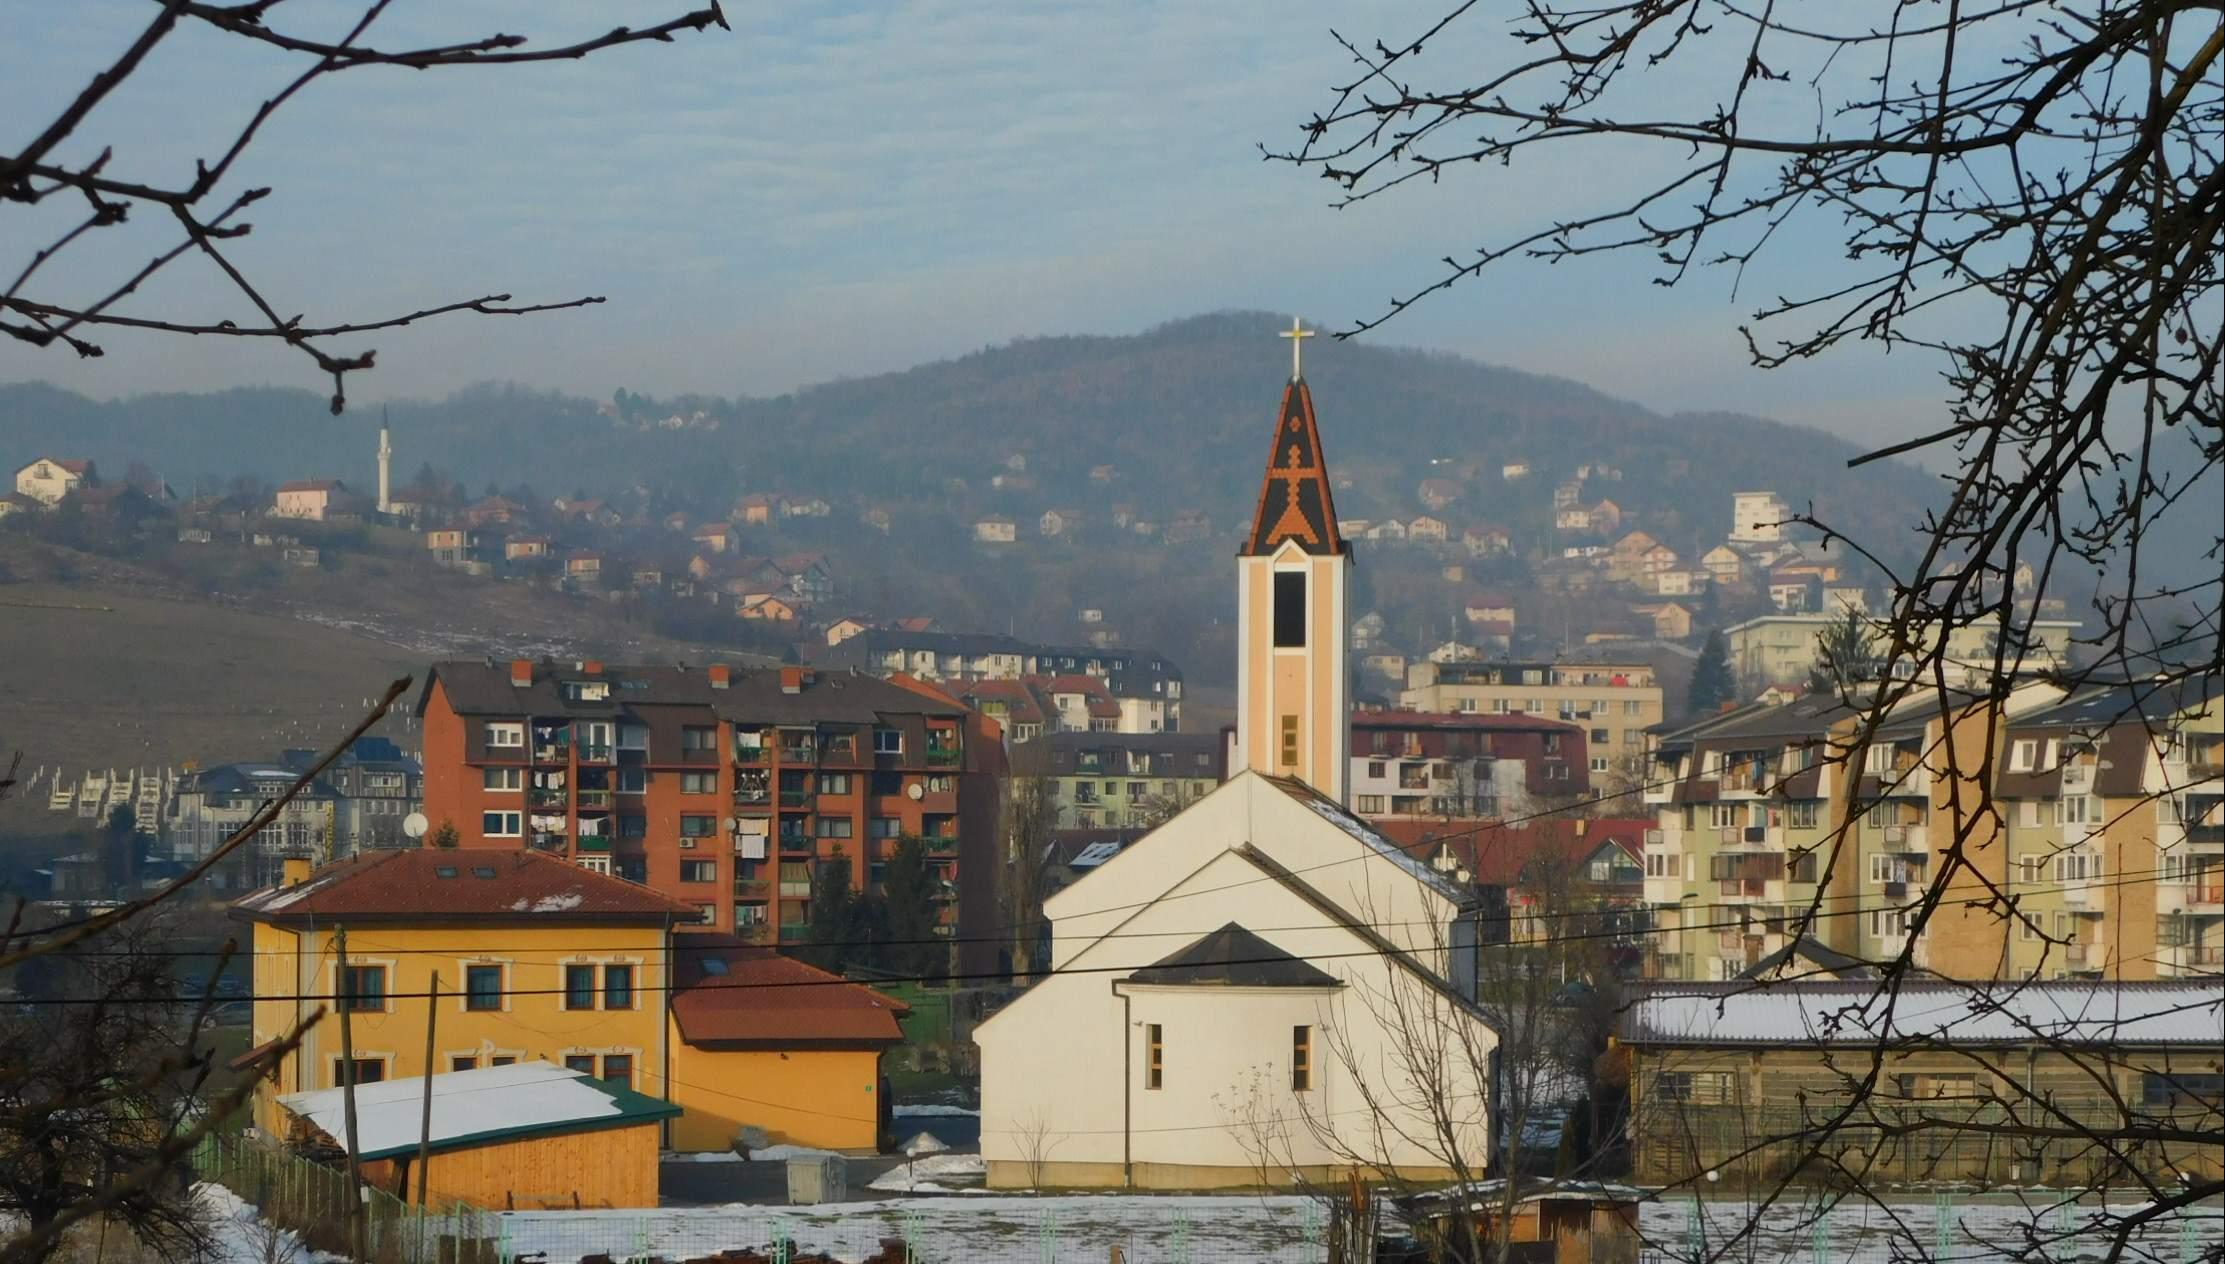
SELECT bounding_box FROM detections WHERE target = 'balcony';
[733,741,769,767]
[2173,944,2224,971]
[730,923,771,946]
[2060,763,2095,794]
[531,743,570,764]
[924,745,962,769]
[778,788,811,809]
[733,772,771,806]
[2160,878,2224,915]
[777,737,819,764]
[576,836,611,853]
[733,879,770,899]
[528,832,565,853]
[528,787,569,810]
[576,743,614,763]
[1880,824,1929,854]
[575,789,614,811]
[777,924,810,944]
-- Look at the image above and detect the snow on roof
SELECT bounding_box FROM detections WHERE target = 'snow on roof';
[1069,841,1123,869]
[276,1063,675,1160]
[1625,982,2225,1047]
[1273,777,1473,905]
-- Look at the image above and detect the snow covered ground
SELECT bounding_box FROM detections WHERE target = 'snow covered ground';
[485,1193,2220,1264]
[193,1184,338,1264]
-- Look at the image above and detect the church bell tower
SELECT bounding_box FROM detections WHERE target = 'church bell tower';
[1235,318,1352,803]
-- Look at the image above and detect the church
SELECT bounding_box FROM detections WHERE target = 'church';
[974,321,1499,1190]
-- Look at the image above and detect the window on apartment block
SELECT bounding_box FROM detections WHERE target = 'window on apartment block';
[2143,1073,2224,1108]
[680,771,716,794]
[1651,1071,1737,1104]
[616,856,648,884]
[1281,715,1300,769]
[1786,801,1821,829]
[564,1055,597,1076]
[1146,1024,1164,1089]
[868,816,902,839]
[817,772,852,795]
[680,814,717,838]
[874,728,904,756]
[331,1057,386,1088]
[482,810,521,838]
[680,859,717,883]
[816,816,854,838]
[1356,795,1386,814]
[482,767,522,792]
[604,964,635,1010]
[485,722,523,749]
[1291,1026,1312,1092]
[449,1055,478,1073]
[490,1056,516,1068]
[564,964,597,1011]
[601,1054,634,1088]
[618,767,648,794]
[2009,739,2037,772]
[464,964,504,1011]
[341,964,386,1012]
[1789,850,1819,883]
[619,814,647,840]
[1271,571,1307,647]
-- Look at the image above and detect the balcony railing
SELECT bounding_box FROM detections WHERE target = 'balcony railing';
[924,746,962,768]
[733,879,770,898]
[778,788,811,808]
[734,743,769,767]
[576,836,611,853]
[528,787,568,809]
[777,924,810,943]
[576,789,614,810]
[778,743,818,764]
[2061,763,2095,793]
[576,743,614,763]
[532,743,570,763]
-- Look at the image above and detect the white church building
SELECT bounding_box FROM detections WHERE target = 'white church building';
[975,321,1500,1190]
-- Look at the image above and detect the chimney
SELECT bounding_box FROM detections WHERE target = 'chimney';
[510,658,533,687]
[779,666,810,695]
[281,857,311,887]
[708,664,732,689]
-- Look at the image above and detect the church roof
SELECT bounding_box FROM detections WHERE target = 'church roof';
[1242,378,1349,557]
[1127,923,1343,988]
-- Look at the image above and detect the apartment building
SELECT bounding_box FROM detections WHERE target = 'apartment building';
[1347,711,1589,821]
[417,659,1002,960]
[166,762,347,890]
[1641,680,2220,982]
[1015,731,1225,829]
[1399,657,1663,786]
[1727,612,2082,687]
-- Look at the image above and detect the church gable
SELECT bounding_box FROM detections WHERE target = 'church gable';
[1243,378,1348,558]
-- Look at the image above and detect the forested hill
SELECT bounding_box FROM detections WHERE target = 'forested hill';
[0,311,1939,566]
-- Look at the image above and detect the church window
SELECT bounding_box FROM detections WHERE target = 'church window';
[1272,572,1307,647]
[1280,716,1299,769]
[1146,1024,1164,1090]
[1292,1026,1312,1092]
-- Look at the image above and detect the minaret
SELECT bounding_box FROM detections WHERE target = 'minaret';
[376,409,392,515]
[1235,318,1353,802]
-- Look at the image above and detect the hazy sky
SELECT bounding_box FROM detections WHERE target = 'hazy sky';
[2,1,1954,447]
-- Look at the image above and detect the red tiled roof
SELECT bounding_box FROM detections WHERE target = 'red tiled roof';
[54,458,95,474]
[231,850,697,924]
[277,479,343,494]
[670,934,908,1048]
[1043,674,1120,719]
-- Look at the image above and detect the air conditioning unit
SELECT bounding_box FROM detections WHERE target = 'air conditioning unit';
[1884,880,1907,897]
[1884,824,1907,844]
[679,838,696,849]
[1743,826,1767,843]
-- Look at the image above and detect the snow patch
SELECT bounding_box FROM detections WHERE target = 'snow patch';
[743,1144,839,1161]
[663,1151,747,1163]
[890,1104,978,1118]
[510,892,586,913]
[193,1183,339,1264]
[866,1153,985,1194]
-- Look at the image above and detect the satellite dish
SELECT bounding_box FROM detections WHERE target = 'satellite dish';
[403,813,430,839]
[907,783,925,801]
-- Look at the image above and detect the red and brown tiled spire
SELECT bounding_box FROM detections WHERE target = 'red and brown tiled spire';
[1242,319,1348,557]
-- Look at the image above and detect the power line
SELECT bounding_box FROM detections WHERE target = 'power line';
[15,863,2189,961]
[6,867,2205,1007]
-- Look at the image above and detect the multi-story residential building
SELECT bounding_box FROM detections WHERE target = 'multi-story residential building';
[1346,712,1589,820]
[1016,732,1226,829]
[13,456,96,506]
[162,739,422,888]
[234,851,907,1153]
[1729,491,1788,544]
[271,479,351,521]
[1727,612,2082,687]
[1641,681,2220,982]
[1399,657,1663,786]
[416,659,1003,964]
[827,631,1184,732]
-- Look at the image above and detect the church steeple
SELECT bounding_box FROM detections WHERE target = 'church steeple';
[1234,318,1353,803]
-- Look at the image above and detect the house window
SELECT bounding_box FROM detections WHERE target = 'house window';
[1356,795,1386,814]
[482,767,521,792]
[1366,760,1387,779]
[341,965,386,1012]
[1651,1071,1737,1104]
[1789,850,1819,883]
[1281,716,1299,769]
[2008,740,2035,772]
[1292,1026,1312,1092]
[564,1055,597,1075]
[680,814,717,838]
[449,1055,478,1073]
[601,1054,634,1088]
[2142,1073,2224,1107]
[816,816,854,838]
[331,1057,387,1088]
[485,723,523,749]
[818,772,852,795]
[1146,1024,1164,1090]
[1590,757,1609,773]
[464,964,504,1011]
[874,729,903,755]
[1786,801,1820,829]
[564,964,597,1011]
[680,771,717,794]
[1272,572,1307,647]
[681,859,717,883]
[618,767,648,794]
[2019,854,2045,883]
[680,725,717,753]
[490,1056,516,1068]
[604,964,634,1010]
[869,817,902,839]
[620,814,647,840]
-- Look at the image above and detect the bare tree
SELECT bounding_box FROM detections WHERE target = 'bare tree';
[1011,1105,1066,1191]
[4,3,728,412]
[998,744,1061,981]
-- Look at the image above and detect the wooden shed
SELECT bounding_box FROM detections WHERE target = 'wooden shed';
[276,1063,678,1209]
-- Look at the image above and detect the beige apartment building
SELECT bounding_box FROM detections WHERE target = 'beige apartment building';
[1641,679,2220,982]
[1725,612,2081,688]
[1400,657,1663,791]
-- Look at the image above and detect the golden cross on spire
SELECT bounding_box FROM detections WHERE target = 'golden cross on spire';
[1279,316,1314,380]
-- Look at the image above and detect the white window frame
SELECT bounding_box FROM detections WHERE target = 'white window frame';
[481,810,521,838]
[2008,739,2036,772]
[482,767,522,793]
[485,722,524,749]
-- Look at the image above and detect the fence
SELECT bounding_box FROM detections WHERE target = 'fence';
[1635,1191,2224,1264]
[193,1131,500,1264]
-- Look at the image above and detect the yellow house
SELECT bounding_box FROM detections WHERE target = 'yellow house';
[235,850,911,1157]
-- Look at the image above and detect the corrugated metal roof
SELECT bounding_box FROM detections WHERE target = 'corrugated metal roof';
[1624,982,2225,1047]
[277,1063,676,1160]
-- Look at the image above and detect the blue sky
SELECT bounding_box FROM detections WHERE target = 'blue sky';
[1,1,1953,446]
